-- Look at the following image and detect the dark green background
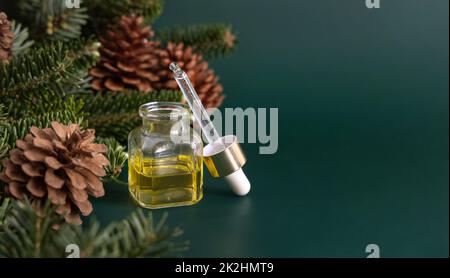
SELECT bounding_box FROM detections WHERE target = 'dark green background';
[2,0,449,257]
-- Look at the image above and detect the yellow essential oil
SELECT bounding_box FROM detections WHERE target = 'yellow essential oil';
[128,154,203,209]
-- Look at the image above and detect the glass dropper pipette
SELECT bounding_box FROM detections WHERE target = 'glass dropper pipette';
[169,63,220,144]
[170,63,251,196]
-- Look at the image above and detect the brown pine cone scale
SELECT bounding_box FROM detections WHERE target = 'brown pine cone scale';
[0,12,13,61]
[154,42,225,108]
[0,122,109,224]
[90,15,160,93]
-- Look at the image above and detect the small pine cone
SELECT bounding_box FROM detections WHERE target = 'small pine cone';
[0,12,13,62]
[0,122,109,225]
[154,42,224,108]
[90,15,160,93]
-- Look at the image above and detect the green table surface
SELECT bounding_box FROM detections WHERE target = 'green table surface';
[91,0,449,258]
[0,0,447,258]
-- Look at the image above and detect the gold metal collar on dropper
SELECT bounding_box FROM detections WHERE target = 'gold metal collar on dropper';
[203,135,247,178]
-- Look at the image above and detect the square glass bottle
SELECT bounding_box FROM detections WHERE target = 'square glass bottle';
[128,102,203,208]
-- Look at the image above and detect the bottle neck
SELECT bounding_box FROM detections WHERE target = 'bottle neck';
[139,102,191,136]
[142,118,188,135]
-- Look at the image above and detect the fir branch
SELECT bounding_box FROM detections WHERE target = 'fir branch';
[0,104,8,172]
[82,90,182,115]
[84,0,164,35]
[157,24,237,59]
[0,197,61,258]
[0,103,6,125]
[18,0,88,41]
[0,39,99,101]
[5,93,85,120]
[57,209,188,258]
[82,90,183,142]
[0,198,188,258]
[96,137,128,178]
[11,21,34,57]
[0,198,9,225]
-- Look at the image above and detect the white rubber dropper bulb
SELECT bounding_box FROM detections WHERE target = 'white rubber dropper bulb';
[225,169,251,196]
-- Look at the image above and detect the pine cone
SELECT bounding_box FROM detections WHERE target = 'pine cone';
[0,122,109,225]
[90,15,160,93]
[0,12,13,62]
[154,42,224,108]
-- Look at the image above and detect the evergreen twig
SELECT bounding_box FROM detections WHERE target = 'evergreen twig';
[84,0,164,35]
[11,21,34,57]
[0,198,188,258]
[17,0,88,41]
[82,90,182,115]
[96,137,128,178]
[0,198,9,225]
[0,104,6,125]
[157,24,237,59]
[82,90,183,142]
[6,94,86,121]
[0,39,99,99]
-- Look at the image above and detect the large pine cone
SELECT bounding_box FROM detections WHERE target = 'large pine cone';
[0,12,13,62]
[154,42,225,108]
[0,122,109,224]
[90,15,160,93]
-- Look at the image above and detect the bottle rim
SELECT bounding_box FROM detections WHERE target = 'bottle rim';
[139,102,190,122]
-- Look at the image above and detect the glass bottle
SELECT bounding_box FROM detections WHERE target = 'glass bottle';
[128,102,203,209]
